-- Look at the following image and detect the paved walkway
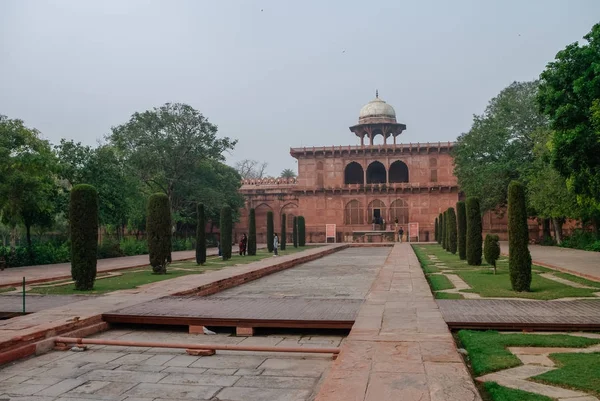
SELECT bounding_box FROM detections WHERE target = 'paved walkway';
[316,243,481,401]
[501,242,600,281]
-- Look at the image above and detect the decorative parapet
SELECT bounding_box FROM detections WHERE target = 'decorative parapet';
[289,141,455,158]
[241,177,298,186]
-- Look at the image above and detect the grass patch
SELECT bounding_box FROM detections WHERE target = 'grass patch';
[412,246,439,273]
[483,382,553,401]
[457,330,600,376]
[413,244,600,300]
[29,246,315,295]
[0,287,16,293]
[427,274,454,291]
[435,291,463,299]
[533,352,600,396]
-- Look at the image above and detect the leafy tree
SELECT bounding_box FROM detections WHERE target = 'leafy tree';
[109,103,237,220]
[456,201,467,260]
[293,216,298,248]
[484,234,501,274]
[466,197,482,266]
[437,213,443,245]
[434,217,439,243]
[280,169,296,179]
[147,193,171,274]
[297,216,306,246]
[280,214,287,251]
[220,205,232,260]
[538,23,600,205]
[0,116,59,251]
[267,211,274,252]
[248,208,257,256]
[447,207,457,254]
[235,159,268,179]
[70,184,98,290]
[453,81,548,212]
[508,181,532,291]
[196,203,206,265]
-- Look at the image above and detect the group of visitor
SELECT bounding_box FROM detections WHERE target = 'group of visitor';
[236,232,280,257]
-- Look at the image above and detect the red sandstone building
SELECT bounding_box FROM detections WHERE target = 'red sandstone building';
[234,93,463,243]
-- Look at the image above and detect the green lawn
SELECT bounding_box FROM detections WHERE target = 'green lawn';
[457,330,600,376]
[29,246,315,295]
[483,382,553,401]
[413,244,600,300]
[0,287,16,293]
[534,352,600,396]
[434,291,464,299]
[427,274,454,291]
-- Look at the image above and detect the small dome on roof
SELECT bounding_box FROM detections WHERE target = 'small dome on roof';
[358,91,397,124]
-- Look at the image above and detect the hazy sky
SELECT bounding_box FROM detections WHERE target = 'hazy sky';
[1,1,598,176]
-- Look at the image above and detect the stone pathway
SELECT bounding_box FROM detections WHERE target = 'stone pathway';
[500,242,600,282]
[0,328,342,400]
[476,332,600,400]
[315,243,481,401]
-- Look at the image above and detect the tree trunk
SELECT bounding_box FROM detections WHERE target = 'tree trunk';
[552,217,564,245]
[542,218,552,242]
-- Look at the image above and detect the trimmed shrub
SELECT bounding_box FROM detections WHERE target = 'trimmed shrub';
[147,193,171,274]
[434,217,439,243]
[97,237,122,259]
[442,211,448,250]
[484,234,501,274]
[438,213,443,244]
[196,203,206,265]
[456,201,467,260]
[248,208,257,256]
[280,213,287,251]
[508,181,532,291]
[267,211,274,252]
[298,216,306,246]
[293,216,298,248]
[220,205,232,261]
[70,184,99,290]
[120,238,148,256]
[466,197,482,266]
[447,207,457,254]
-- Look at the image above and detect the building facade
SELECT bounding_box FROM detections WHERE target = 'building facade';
[234,94,461,243]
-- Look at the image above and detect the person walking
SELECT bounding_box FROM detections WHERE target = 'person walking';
[239,233,247,256]
[273,233,279,256]
[398,226,404,243]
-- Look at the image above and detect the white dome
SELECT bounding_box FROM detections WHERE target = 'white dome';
[358,93,397,124]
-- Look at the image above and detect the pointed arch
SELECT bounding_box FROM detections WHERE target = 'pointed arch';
[366,161,386,184]
[344,199,363,225]
[367,199,386,223]
[344,162,364,185]
[389,160,409,183]
[389,199,409,225]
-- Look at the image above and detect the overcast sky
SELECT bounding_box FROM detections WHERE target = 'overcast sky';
[1,1,598,176]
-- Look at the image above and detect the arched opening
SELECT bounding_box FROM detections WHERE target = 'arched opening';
[389,199,409,225]
[254,203,273,244]
[366,161,386,184]
[372,134,384,145]
[389,160,409,183]
[344,162,364,185]
[344,200,363,225]
[367,200,386,225]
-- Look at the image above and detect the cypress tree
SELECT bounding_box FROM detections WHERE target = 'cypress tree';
[293,216,298,248]
[147,193,171,274]
[508,181,532,291]
[280,213,287,251]
[437,213,443,244]
[456,201,467,260]
[267,211,274,253]
[220,205,232,261]
[466,197,482,266]
[248,208,257,256]
[434,217,438,243]
[443,211,448,250]
[70,184,99,290]
[298,216,306,246]
[484,234,501,275]
[196,203,206,265]
[447,207,457,254]
[440,212,445,248]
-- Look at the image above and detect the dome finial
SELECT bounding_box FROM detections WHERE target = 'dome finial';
[376,89,379,98]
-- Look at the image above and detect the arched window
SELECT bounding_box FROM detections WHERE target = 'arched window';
[389,199,409,225]
[367,200,386,224]
[389,160,409,183]
[366,161,386,184]
[344,162,364,185]
[344,200,363,225]
[255,203,273,231]
[429,158,438,182]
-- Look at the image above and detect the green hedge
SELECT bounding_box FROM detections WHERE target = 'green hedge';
[466,197,482,266]
[442,211,448,250]
[457,201,467,260]
[267,211,274,252]
[147,193,171,274]
[293,216,298,248]
[70,184,99,290]
[280,213,287,251]
[220,205,232,261]
[298,216,306,246]
[437,213,443,244]
[196,203,206,265]
[508,181,532,291]
[434,217,439,243]
[447,207,457,254]
[248,208,257,256]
